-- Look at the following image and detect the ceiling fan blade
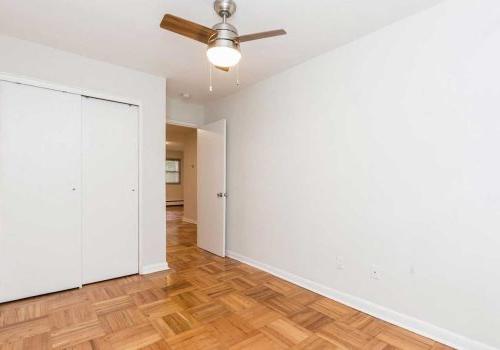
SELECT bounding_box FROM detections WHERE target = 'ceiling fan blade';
[160,14,217,44]
[215,66,230,72]
[238,29,287,43]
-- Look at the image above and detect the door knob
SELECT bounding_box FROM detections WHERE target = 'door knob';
[217,192,223,197]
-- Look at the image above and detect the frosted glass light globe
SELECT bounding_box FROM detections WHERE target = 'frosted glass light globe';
[206,46,241,67]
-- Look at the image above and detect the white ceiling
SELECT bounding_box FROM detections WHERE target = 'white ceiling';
[0,0,442,103]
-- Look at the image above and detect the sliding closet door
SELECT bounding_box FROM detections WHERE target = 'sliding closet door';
[0,81,82,302]
[82,97,139,284]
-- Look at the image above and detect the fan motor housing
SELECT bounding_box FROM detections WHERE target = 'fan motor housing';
[209,22,240,50]
[211,22,238,39]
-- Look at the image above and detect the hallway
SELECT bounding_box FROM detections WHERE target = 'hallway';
[167,206,196,248]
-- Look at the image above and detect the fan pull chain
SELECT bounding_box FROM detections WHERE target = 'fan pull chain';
[209,64,213,92]
[236,63,240,87]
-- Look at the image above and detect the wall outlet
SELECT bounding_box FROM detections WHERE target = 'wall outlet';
[336,256,345,270]
[371,265,381,280]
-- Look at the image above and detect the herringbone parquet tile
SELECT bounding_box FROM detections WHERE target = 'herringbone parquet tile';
[0,207,454,349]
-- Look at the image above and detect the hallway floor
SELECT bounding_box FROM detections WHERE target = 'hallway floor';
[0,207,452,349]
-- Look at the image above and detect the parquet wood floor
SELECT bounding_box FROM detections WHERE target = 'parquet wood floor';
[0,206,454,349]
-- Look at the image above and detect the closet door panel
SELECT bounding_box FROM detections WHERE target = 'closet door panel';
[0,82,82,302]
[82,98,139,284]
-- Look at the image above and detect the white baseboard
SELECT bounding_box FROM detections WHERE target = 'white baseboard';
[140,262,169,275]
[182,217,197,224]
[226,250,496,350]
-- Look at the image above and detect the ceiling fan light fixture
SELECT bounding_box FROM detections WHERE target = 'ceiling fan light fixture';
[206,40,241,68]
[160,0,286,73]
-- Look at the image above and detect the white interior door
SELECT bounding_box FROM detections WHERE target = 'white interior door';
[197,119,226,257]
[0,81,82,302]
[82,97,139,284]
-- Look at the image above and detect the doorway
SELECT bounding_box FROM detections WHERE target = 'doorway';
[166,122,199,265]
[165,123,198,224]
[165,119,227,261]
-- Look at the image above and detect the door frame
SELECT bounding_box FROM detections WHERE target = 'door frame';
[0,73,145,279]
[166,120,227,257]
[166,120,198,128]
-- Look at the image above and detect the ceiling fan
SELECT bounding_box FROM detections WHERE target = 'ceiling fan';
[160,0,287,71]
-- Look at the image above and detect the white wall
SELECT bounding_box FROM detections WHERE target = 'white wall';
[0,34,167,273]
[166,97,205,126]
[206,1,500,349]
